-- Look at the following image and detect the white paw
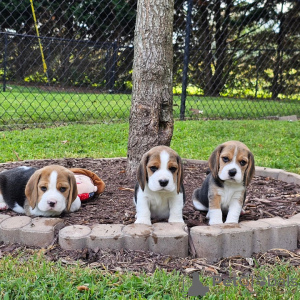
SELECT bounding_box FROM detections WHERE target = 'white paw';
[168,217,184,223]
[0,203,8,210]
[69,196,81,212]
[225,219,239,224]
[208,209,223,225]
[209,219,223,225]
[135,219,152,226]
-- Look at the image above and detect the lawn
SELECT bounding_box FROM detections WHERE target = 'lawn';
[1,120,299,174]
[1,250,300,299]
[0,87,299,129]
[0,119,299,299]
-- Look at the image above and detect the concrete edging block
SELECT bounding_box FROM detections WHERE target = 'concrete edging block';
[254,166,283,179]
[59,225,91,250]
[240,220,272,254]
[122,224,152,251]
[149,223,188,258]
[0,216,32,244]
[21,217,64,247]
[87,224,124,250]
[277,171,300,185]
[190,226,223,263]
[260,217,298,251]
[218,223,253,258]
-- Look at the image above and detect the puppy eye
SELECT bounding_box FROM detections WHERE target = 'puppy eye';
[222,157,229,163]
[169,167,177,173]
[150,166,158,173]
[240,160,247,166]
[60,187,67,192]
[40,186,47,192]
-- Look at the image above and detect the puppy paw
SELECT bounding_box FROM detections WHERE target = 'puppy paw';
[209,220,223,225]
[69,196,81,212]
[134,219,152,226]
[168,218,184,223]
[225,220,238,224]
[0,203,8,210]
[207,209,223,225]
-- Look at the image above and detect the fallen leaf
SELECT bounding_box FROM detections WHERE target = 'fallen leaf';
[119,187,134,192]
[77,285,89,291]
[61,140,69,144]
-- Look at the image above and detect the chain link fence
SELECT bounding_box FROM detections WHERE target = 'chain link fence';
[0,0,299,129]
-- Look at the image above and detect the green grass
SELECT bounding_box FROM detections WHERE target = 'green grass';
[0,88,299,128]
[1,120,299,174]
[0,251,300,299]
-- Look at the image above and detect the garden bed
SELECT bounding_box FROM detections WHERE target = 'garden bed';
[1,158,300,227]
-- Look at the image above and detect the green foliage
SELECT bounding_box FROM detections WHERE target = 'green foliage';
[24,72,49,83]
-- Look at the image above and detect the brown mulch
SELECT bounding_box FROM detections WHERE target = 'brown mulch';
[1,243,300,277]
[1,157,300,227]
[1,157,300,276]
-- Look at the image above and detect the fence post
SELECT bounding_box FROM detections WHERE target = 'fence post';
[180,0,193,120]
[105,41,118,93]
[111,41,118,93]
[255,50,260,99]
[3,32,8,92]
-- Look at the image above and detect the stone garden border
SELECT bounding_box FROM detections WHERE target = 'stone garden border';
[0,159,300,262]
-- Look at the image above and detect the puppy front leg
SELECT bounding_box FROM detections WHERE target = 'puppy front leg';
[225,199,242,224]
[208,194,223,225]
[0,194,8,210]
[69,196,81,212]
[135,196,152,225]
[168,194,184,223]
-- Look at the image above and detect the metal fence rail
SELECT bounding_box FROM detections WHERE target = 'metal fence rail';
[0,0,299,129]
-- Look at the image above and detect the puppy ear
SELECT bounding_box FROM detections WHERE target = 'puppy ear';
[25,170,42,209]
[137,153,149,191]
[67,172,78,211]
[176,155,184,194]
[208,144,224,179]
[244,151,255,186]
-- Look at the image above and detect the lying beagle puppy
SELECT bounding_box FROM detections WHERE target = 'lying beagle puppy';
[192,141,255,225]
[0,165,81,216]
[134,145,185,225]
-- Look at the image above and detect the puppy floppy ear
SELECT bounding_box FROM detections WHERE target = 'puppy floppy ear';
[208,144,224,179]
[176,155,184,194]
[25,170,42,209]
[244,151,255,186]
[137,153,149,191]
[66,172,78,211]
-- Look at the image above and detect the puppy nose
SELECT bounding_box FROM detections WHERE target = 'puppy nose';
[159,179,169,187]
[47,200,57,207]
[228,168,237,177]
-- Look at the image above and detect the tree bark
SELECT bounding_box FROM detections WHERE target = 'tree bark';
[127,0,175,174]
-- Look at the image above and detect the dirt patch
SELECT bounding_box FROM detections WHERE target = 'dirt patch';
[0,158,300,227]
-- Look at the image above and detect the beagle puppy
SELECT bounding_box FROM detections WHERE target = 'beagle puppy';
[0,165,81,216]
[134,145,185,225]
[192,141,255,225]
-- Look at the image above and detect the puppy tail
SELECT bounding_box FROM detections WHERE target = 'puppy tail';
[192,189,209,211]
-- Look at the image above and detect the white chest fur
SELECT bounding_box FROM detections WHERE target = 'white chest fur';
[217,181,245,209]
[135,184,184,225]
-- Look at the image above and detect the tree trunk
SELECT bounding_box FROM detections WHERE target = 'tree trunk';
[127,0,174,174]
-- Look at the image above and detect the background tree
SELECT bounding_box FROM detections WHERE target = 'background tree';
[127,0,175,174]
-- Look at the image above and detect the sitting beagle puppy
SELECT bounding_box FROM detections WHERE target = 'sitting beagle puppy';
[192,141,255,225]
[0,165,81,216]
[134,145,185,225]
